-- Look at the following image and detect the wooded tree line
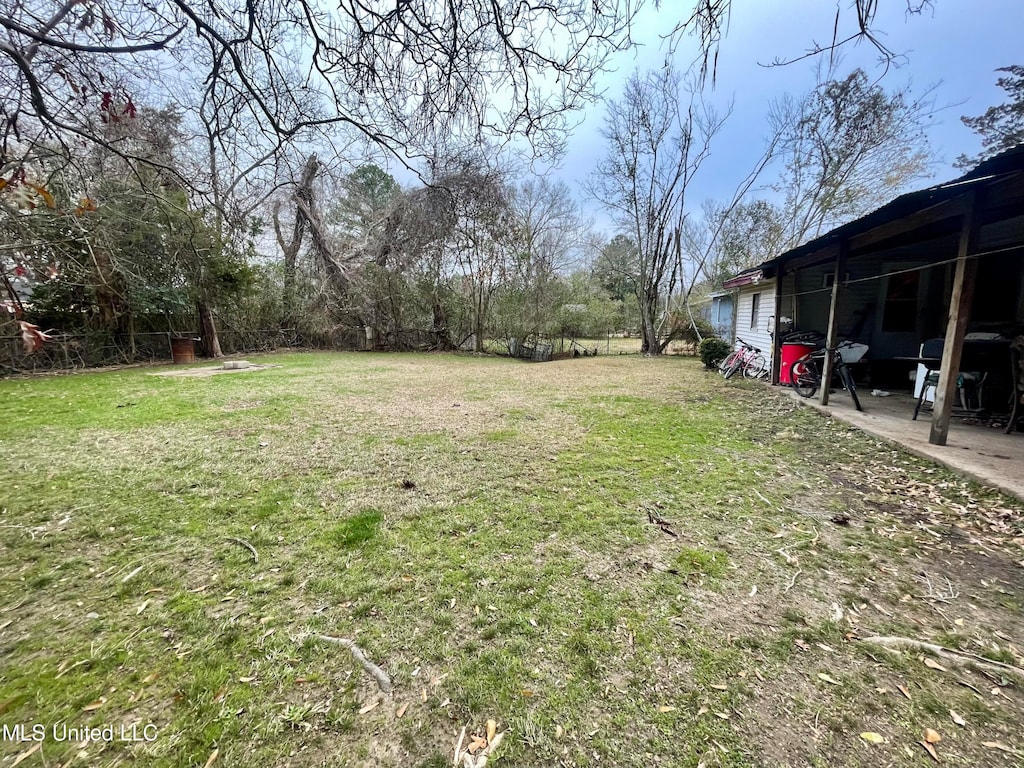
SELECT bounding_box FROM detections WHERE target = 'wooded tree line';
[1,0,1018,365]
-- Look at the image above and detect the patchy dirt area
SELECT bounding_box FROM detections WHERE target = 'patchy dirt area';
[150,362,279,377]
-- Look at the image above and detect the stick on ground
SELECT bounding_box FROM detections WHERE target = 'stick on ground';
[313,634,393,693]
[225,537,258,563]
[860,635,1024,682]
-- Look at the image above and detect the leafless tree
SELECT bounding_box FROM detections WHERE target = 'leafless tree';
[768,67,934,248]
[495,178,584,349]
[437,161,514,353]
[588,67,726,355]
[658,0,937,83]
[0,0,642,174]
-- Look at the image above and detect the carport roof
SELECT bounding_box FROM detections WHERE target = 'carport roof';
[734,144,1024,278]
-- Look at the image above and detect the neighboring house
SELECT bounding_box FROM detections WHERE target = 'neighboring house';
[705,290,735,341]
[723,144,1024,446]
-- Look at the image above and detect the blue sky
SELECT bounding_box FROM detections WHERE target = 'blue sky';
[561,0,1024,236]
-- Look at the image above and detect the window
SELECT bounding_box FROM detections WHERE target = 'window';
[881,271,920,332]
[750,292,760,330]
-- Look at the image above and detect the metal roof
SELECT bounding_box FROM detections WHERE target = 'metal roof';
[738,144,1024,276]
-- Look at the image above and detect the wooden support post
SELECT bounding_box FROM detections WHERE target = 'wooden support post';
[771,266,785,385]
[819,241,848,406]
[930,192,981,446]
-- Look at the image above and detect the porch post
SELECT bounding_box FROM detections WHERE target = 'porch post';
[930,191,981,446]
[819,241,848,406]
[771,265,785,385]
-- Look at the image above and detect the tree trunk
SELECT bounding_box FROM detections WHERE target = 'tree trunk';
[198,302,223,357]
[638,290,661,356]
[431,297,450,349]
[127,310,136,363]
[473,311,485,353]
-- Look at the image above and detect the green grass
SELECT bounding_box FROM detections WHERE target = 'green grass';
[0,351,1022,767]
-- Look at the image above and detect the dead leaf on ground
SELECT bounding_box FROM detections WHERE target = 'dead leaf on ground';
[817,673,841,685]
[982,741,1018,754]
[949,710,965,726]
[203,748,220,768]
[358,700,379,715]
[896,684,912,700]
[396,702,409,718]
[923,657,947,672]
[924,728,941,744]
[919,739,940,763]
[11,743,41,767]
[82,698,106,712]
[860,732,885,744]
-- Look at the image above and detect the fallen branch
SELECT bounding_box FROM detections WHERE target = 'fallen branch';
[453,726,466,767]
[225,537,258,563]
[645,508,678,537]
[784,568,802,594]
[859,636,1024,683]
[312,634,392,693]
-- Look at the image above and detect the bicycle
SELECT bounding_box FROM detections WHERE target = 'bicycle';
[789,340,869,412]
[719,337,769,380]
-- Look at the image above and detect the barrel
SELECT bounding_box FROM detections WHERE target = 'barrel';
[170,337,196,364]
[779,343,817,385]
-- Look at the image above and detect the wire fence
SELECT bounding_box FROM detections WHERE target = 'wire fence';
[0,327,364,375]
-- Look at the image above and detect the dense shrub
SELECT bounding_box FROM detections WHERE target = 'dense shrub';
[698,337,732,369]
[677,315,716,346]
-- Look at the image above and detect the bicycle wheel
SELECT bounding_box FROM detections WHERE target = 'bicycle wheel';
[718,351,741,376]
[723,356,744,380]
[743,354,768,379]
[839,363,863,411]
[790,357,820,397]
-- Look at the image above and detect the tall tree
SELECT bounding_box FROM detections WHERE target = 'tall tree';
[686,199,788,287]
[494,178,582,351]
[769,68,934,248]
[589,67,726,355]
[1,2,940,175]
[443,162,514,353]
[0,1,639,173]
[956,65,1024,170]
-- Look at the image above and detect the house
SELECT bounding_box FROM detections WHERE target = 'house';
[724,145,1024,446]
[720,269,781,367]
[704,290,736,342]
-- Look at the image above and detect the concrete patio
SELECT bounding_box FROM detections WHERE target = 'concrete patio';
[786,386,1024,502]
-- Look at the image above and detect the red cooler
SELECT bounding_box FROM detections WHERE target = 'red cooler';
[780,343,817,385]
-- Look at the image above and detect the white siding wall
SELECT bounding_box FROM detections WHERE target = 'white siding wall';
[735,284,776,364]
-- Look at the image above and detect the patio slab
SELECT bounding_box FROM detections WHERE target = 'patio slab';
[784,386,1024,502]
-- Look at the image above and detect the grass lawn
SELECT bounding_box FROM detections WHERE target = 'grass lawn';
[1,351,1022,767]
